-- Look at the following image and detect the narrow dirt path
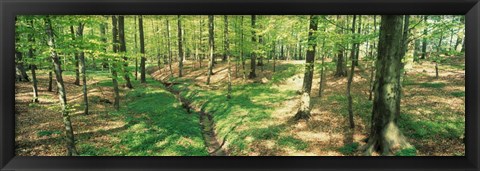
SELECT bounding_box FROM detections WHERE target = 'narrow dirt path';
[148,73,227,156]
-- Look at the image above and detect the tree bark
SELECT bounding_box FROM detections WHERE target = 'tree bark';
[206,15,215,85]
[335,16,347,77]
[111,16,121,111]
[45,16,78,156]
[294,15,318,121]
[76,23,89,115]
[166,18,173,76]
[139,15,147,83]
[364,15,411,156]
[421,16,428,60]
[248,15,257,79]
[69,25,80,86]
[177,15,184,77]
[346,15,357,129]
[134,16,138,80]
[118,16,134,88]
[225,16,232,99]
[28,20,39,103]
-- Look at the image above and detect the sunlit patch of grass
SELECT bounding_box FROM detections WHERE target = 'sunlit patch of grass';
[398,114,464,139]
[103,76,208,156]
[271,64,302,83]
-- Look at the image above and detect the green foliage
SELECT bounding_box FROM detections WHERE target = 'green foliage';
[419,82,446,88]
[338,142,359,155]
[451,91,465,97]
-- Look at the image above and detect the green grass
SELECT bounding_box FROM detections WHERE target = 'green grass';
[419,82,446,88]
[398,114,464,139]
[451,91,465,97]
[37,130,62,137]
[395,147,417,156]
[78,76,208,156]
[278,136,308,151]
[338,142,359,155]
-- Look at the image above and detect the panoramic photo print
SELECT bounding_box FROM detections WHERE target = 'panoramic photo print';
[14,15,465,156]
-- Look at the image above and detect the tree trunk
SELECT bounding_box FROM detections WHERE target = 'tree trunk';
[28,20,39,103]
[335,16,347,77]
[76,23,89,115]
[363,15,411,156]
[248,15,257,79]
[15,51,30,82]
[70,25,80,86]
[111,16,121,111]
[118,16,134,88]
[206,15,214,85]
[134,16,138,80]
[241,16,246,79]
[346,15,357,129]
[368,15,378,101]
[421,16,428,60]
[166,18,173,76]
[45,16,78,156]
[225,16,232,99]
[138,15,146,83]
[100,23,109,70]
[318,34,326,98]
[177,15,184,77]
[294,15,318,121]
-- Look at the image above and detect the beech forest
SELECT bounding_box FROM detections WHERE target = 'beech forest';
[15,15,465,156]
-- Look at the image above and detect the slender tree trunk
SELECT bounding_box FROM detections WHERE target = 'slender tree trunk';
[48,70,53,92]
[177,15,184,77]
[318,34,326,98]
[70,26,80,86]
[134,16,138,80]
[346,15,357,129]
[294,15,318,121]
[206,15,214,85]
[335,16,347,77]
[138,15,146,83]
[248,15,257,79]
[28,20,39,103]
[76,23,89,115]
[368,15,378,101]
[241,16,246,79]
[363,15,411,156]
[225,16,232,99]
[199,18,203,68]
[45,16,78,156]
[166,18,173,76]
[421,16,428,60]
[118,16,133,88]
[111,16,121,111]
[100,23,109,70]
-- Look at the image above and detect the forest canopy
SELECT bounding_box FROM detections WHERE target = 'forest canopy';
[15,15,465,156]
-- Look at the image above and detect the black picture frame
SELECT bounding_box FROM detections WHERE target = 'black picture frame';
[1,0,479,170]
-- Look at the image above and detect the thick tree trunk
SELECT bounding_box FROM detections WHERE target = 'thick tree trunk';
[76,23,89,115]
[177,15,184,77]
[45,16,78,156]
[294,15,318,121]
[118,16,134,88]
[248,15,257,79]
[111,16,121,111]
[139,15,147,83]
[15,51,30,82]
[364,15,411,156]
[206,15,214,85]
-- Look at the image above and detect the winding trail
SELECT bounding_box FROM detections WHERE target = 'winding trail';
[149,73,227,156]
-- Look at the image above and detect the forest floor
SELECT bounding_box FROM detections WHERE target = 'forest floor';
[15,56,465,156]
